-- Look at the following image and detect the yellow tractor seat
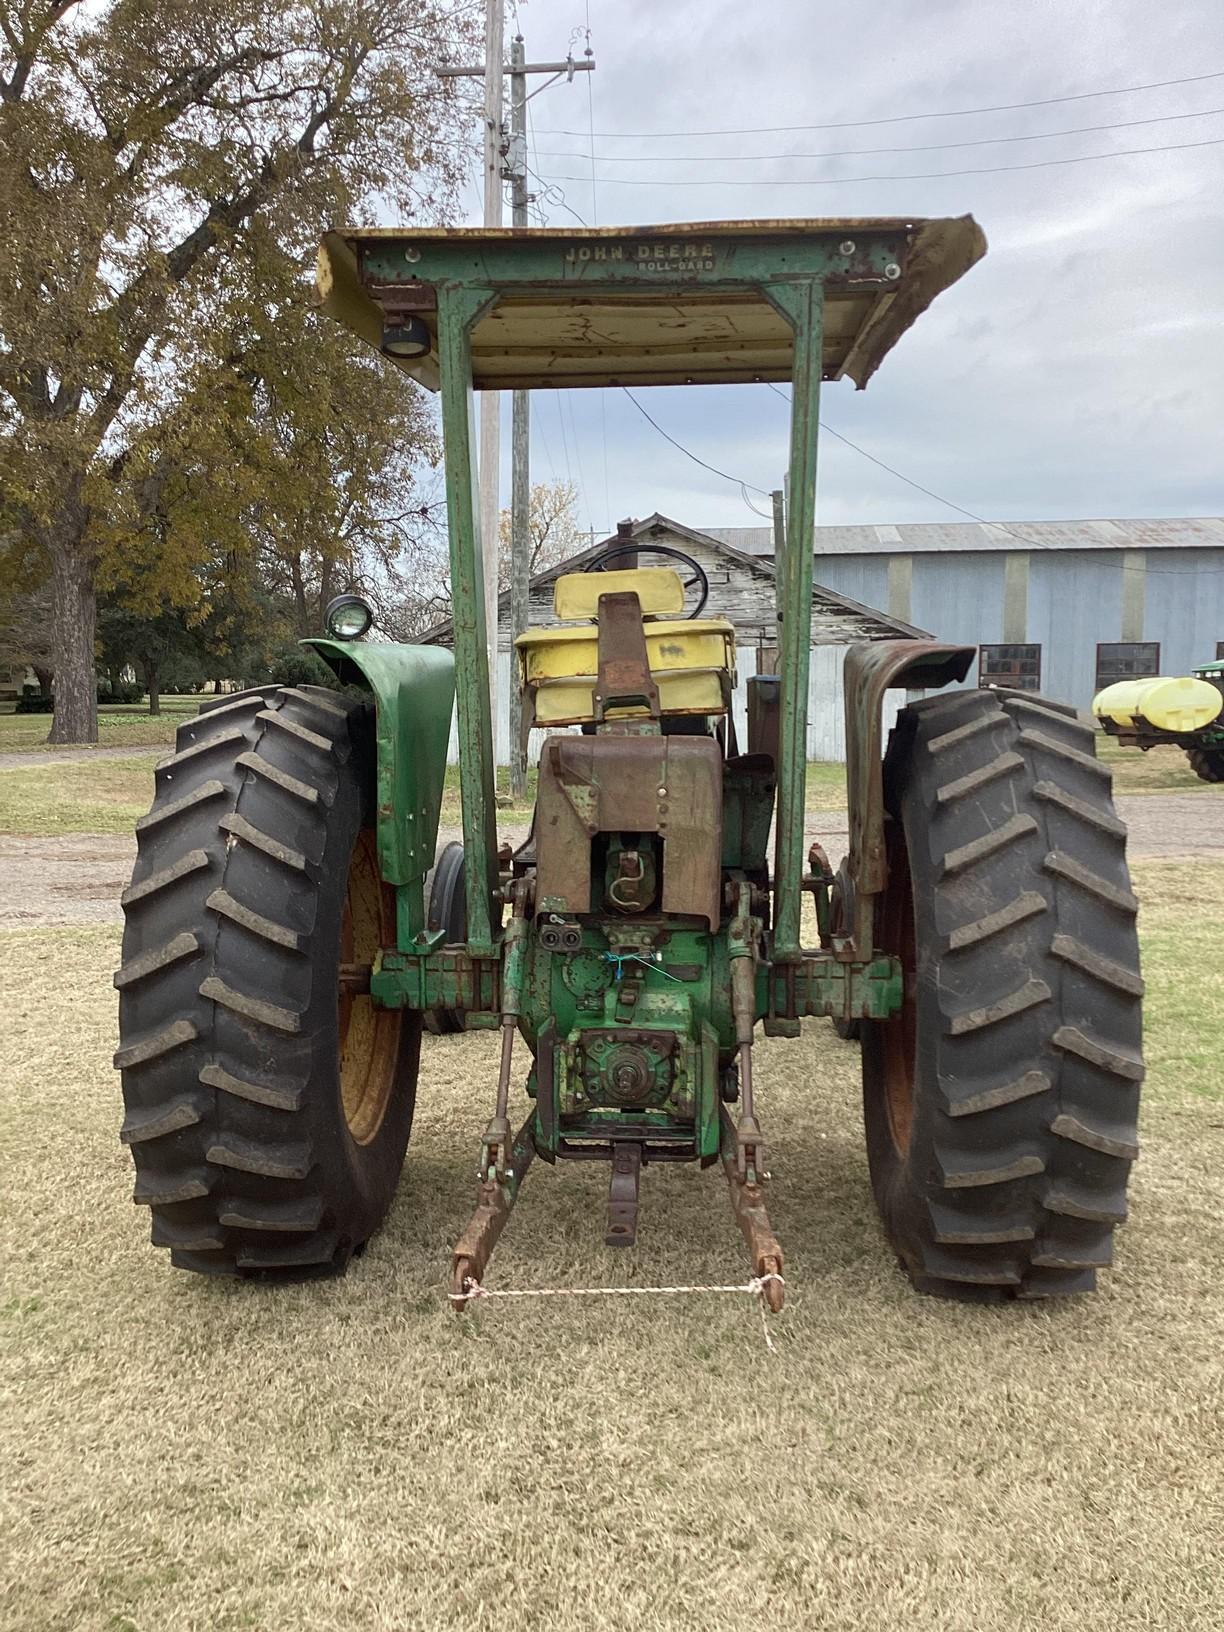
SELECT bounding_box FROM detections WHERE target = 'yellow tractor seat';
[517,594,736,727]
[552,566,685,620]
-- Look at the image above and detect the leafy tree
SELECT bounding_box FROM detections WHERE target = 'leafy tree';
[0,0,476,742]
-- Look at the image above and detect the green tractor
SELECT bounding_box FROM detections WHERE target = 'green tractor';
[115,218,1143,1309]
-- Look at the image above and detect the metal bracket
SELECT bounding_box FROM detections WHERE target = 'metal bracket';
[606,1144,643,1247]
[593,591,660,721]
[451,1111,538,1309]
[719,1105,784,1311]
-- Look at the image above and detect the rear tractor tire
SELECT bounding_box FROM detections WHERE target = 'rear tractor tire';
[114,685,420,1277]
[862,688,1143,1301]
[1186,745,1224,783]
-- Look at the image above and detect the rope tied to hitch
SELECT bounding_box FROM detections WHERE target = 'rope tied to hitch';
[448,1272,785,1350]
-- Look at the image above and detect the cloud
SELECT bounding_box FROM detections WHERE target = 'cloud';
[462,0,1224,530]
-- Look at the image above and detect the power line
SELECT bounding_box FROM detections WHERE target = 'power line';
[622,388,770,499]
[534,67,1224,139]
[532,103,1224,164]
[765,383,1224,578]
[543,132,1224,186]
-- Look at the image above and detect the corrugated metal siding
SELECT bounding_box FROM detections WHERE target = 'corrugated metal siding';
[706,516,1224,557]
[1140,547,1224,679]
[808,555,891,614]
[1027,550,1125,703]
[910,553,1006,652]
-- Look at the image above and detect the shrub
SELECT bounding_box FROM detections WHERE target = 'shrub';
[265,645,340,690]
[97,680,145,705]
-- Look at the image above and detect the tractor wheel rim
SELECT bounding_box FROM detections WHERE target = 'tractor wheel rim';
[879,819,917,1158]
[338,829,401,1145]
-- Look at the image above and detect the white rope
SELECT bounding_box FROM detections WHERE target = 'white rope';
[449,1272,785,1351]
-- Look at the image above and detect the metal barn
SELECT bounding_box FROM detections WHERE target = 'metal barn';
[708,516,1224,712]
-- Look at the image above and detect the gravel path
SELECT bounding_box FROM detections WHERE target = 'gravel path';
[2,795,1217,931]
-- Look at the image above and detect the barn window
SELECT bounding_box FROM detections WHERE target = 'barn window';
[1216,641,1224,661]
[979,643,1041,691]
[1095,642,1159,689]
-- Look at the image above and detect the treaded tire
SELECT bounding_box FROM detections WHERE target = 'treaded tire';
[1186,746,1224,783]
[423,840,467,1035]
[862,687,1143,1301]
[115,685,420,1277]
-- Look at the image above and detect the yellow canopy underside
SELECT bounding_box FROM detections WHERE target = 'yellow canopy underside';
[316,217,986,391]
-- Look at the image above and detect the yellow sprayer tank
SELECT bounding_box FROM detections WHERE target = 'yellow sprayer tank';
[1092,676,1224,732]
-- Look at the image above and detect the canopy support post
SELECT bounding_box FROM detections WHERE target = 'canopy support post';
[762,280,824,962]
[436,284,501,955]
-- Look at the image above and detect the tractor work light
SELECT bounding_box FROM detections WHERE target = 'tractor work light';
[324,593,374,641]
[380,317,431,359]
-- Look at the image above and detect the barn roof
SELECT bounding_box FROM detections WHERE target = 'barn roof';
[705,516,1224,559]
[415,513,927,646]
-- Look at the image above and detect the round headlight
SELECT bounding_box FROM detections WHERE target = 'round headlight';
[381,317,431,359]
[324,594,374,641]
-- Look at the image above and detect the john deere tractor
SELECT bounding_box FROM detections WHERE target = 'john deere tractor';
[115,218,1143,1307]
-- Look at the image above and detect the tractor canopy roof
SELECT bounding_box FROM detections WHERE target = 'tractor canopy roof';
[316,215,986,392]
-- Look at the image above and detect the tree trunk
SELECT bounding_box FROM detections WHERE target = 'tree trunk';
[289,554,309,636]
[47,537,98,745]
[33,664,53,697]
[142,659,161,715]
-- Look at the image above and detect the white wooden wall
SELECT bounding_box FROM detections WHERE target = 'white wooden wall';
[444,643,903,767]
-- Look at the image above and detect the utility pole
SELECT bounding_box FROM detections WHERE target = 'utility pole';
[438,30,594,792]
[508,34,531,798]
[480,0,504,775]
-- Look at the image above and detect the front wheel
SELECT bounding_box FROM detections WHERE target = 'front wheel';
[1186,745,1224,783]
[114,685,419,1277]
[862,688,1143,1300]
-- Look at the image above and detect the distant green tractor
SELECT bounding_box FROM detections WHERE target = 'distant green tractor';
[1093,663,1224,782]
[114,218,1143,1311]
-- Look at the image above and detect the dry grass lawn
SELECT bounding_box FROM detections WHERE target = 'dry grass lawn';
[0,753,162,835]
[0,755,843,836]
[2,862,1223,1632]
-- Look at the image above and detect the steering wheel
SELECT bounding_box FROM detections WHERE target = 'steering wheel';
[583,542,709,620]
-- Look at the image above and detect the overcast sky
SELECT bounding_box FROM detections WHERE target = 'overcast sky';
[449,0,1224,536]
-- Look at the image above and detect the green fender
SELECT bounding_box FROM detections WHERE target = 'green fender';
[303,639,455,936]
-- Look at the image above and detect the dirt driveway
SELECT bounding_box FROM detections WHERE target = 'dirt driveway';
[3,794,1218,930]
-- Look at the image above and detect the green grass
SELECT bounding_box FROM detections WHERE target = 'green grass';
[1134,861,1224,1100]
[1,863,1222,1630]
[1097,733,1224,796]
[805,760,846,810]
[0,696,198,752]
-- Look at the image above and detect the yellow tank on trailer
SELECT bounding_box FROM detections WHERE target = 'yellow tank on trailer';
[1092,676,1224,733]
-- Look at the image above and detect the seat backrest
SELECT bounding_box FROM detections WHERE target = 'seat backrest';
[553,566,685,622]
